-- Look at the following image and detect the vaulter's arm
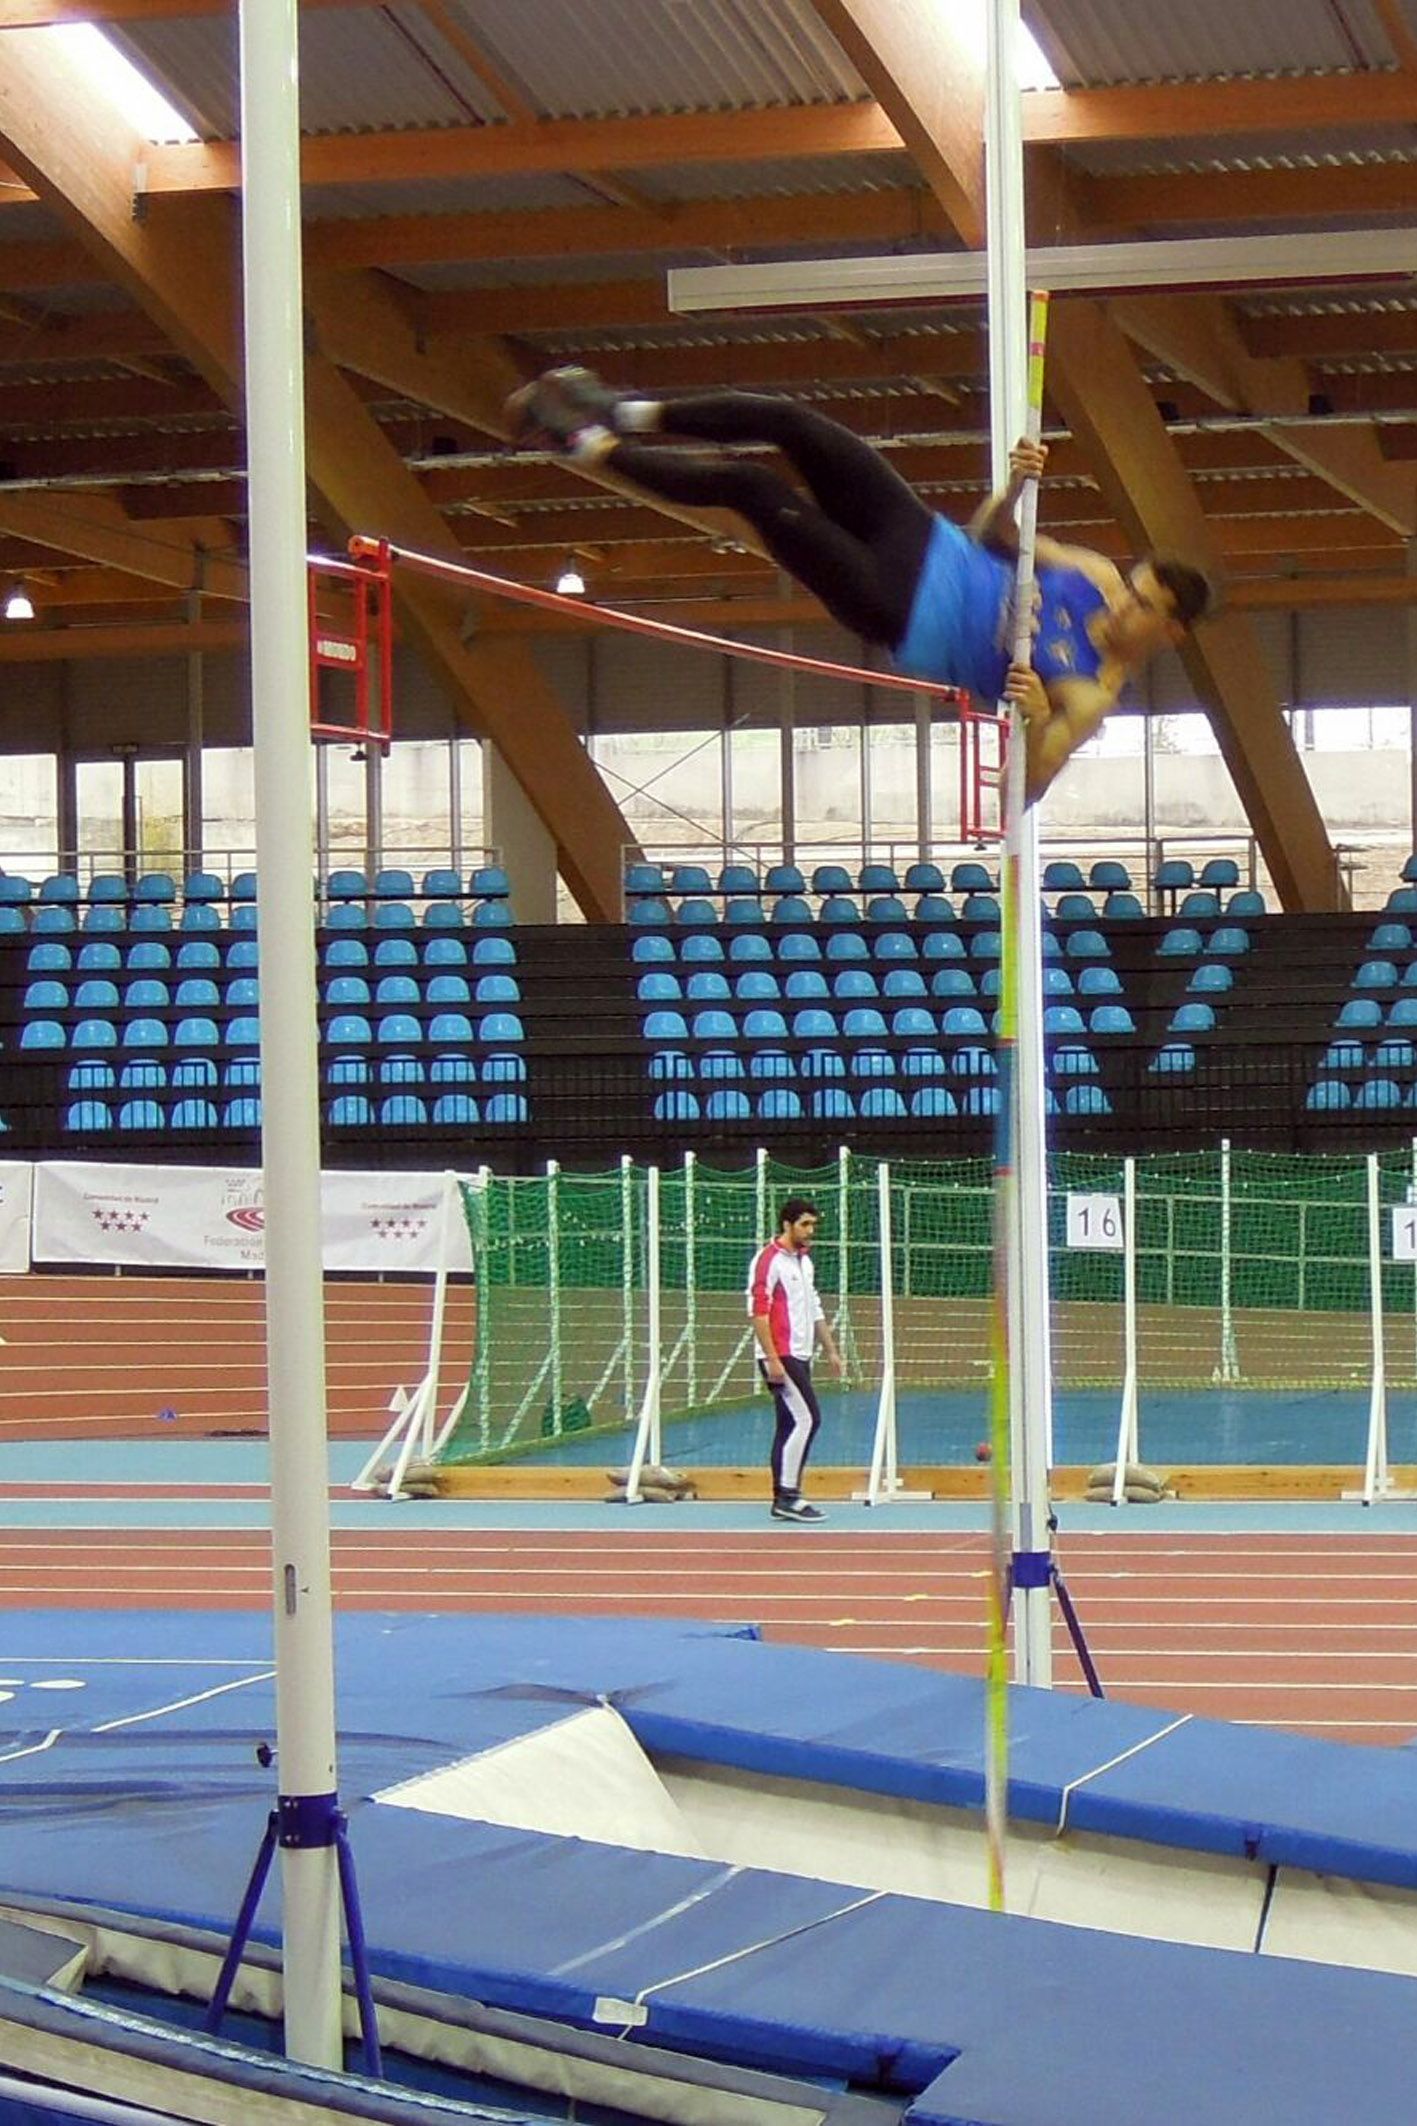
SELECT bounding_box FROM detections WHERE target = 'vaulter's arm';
[1005,665,1119,807]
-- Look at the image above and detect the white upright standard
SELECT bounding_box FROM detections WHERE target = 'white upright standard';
[239,0,344,2067]
[986,0,1056,1687]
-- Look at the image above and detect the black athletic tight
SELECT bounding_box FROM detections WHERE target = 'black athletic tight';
[607,393,935,647]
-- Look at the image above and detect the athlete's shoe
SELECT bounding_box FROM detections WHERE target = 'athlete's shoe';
[771,1496,826,1522]
[504,365,624,449]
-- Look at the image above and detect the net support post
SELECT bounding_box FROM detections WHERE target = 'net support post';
[1109,1156,1141,1507]
[1213,1138,1242,1384]
[351,1168,466,1497]
[624,1163,663,1503]
[1345,1153,1416,1501]
[856,1160,932,1503]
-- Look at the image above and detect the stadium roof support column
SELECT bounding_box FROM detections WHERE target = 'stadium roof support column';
[0,29,634,921]
[1047,301,1345,911]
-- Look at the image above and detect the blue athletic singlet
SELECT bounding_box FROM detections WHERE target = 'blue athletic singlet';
[892,514,1109,700]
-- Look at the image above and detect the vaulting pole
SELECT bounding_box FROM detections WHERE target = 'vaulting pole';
[239,0,344,2066]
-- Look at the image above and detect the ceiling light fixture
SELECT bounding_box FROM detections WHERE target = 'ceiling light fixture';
[555,561,586,598]
[3,583,34,623]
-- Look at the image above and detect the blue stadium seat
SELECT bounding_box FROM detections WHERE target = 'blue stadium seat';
[1226,891,1266,918]
[902,1048,947,1079]
[644,1010,688,1042]
[26,942,72,974]
[1376,1038,1417,1073]
[328,1095,373,1126]
[117,1099,165,1131]
[951,862,995,892]
[230,904,259,933]
[832,969,878,1001]
[727,931,771,964]
[1053,892,1095,923]
[423,936,468,968]
[1088,860,1131,892]
[874,931,916,963]
[1186,963,1233,996]
[74,979,119,1010]
[129,905,172,934]
[1064,1083,1112,1116]
[734,970,780,1001]
[327,869,367,901]
[910,1085,957,1117]
[1043,1004,1086,1035]
[421,899,467,930]
[75,942,119,974]
[225,1055,263,1088]
[1064,929,1109,960]
[422,867,463,901]
[324,1056,366,1087]
[823,931,868,964]
[631,933,674,966]
[0,874,31,906]
[1090,1005,1136,1035]
[748,1049,794,1082]
[174,1018,220,1049]
[865,895,908,926]
[775,931,821,964]
[1205,926,1249,957]
[942,1006,989,1039]
[962,893,1000,922]
[374,973,421,1007]
[685,971,731,1002]
[175,977,221,1008]
[374,868,415,900]
[842,1007,887,1039]
[883,968,927,999]
[1043,966,1075,997]
[171,1098,217,1129]
[722,897,765,927]
[425,1013,472,1046]
[228,939,260,971]
[961,1084,1000,1117]
[1149,1043,1196,1076]
[65,1101,112,1132]
[859,1085,906,1118]
[791,1008,836,1041]
[172,1057,218,1089]
[1043,860,1086,892]
[1389,997,1417,1028]
[903,861,945,893]
[913,894,955,923]
[39,873,79,904]
[1199,857,1240,888]
[717,864,759,895]
[373,901,416,932]
[801,1047,845,1081]
[669,864,713,895]
[478,1010,525,1043]
[1103,892,1145,919]
[683,933,727,964]
[123,1016,168,1051]
[653,1091,699,1122]
[1368,922,1412,954]
[763,863,806,895]
[67,1060,114,1093]
[1169,1002,1215,1034]
[625,864,664,895]
[486,1093,531,1123]
[20,1019,65,1050]
[704,1088,751,1121]
[469,866,510,901]
[224,1098,263,1128]
[849,1048,895,1081]
[1320,1039,1366,1073]
[677,898,719,927]
[811,864,853,894]
[1077,965,1123,997]
[922,931,965,961]
[818,896,861,926]
[890,1005,935,1040]
[1153,858,1194,894]
[23,979,67,1012]
[432,1093,479,1126]
[481,1053,527,1086]
[1357,1078,1403,1110]
[179,903,222,933]
[1337,998,1384,1030]
[126,940,172,971]
[0,905,22,932]
[326,1012,373,1047]
[324,975,372,1008]
[123,978,170,1011]
[88,872,127,904]
[468,972,515,1003]
[628,896,671,927]
[1159,926,1203,957]
[1305,1078,1351,1111]
[810,1087,855,1120]
[859,863,900,894]
[757,1087,803,1121]
[32,906,76,934]
[82,907,125,934]
[743,1009,788,1041]
[785,970,829,1000]
[429,1053,476,1085]
[1052,1045,1098,1078]
[375,1013,422,1050]
[471,935,516,967]
[71,1018,117,1052]
[379,1094,429,1126]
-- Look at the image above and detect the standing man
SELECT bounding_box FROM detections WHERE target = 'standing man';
[748,1197,844,1523]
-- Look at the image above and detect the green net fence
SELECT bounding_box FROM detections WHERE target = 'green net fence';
[437,1147,1417,1466]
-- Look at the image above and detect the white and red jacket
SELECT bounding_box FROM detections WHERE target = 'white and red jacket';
[746,1239,824,1361]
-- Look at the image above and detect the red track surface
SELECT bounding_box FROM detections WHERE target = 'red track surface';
[4,1524,1415,1747]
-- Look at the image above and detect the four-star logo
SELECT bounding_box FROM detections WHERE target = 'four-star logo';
[369,1214,428,1241]
[93,1207,148,1234]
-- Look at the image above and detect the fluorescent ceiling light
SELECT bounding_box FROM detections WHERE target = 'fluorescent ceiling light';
[670,230,1417,315]
[4,585,34,623]
[45,25,197,143]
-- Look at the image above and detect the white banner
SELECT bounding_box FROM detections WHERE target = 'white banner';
[32,1163,474,1275]
[0,1163,32,1275]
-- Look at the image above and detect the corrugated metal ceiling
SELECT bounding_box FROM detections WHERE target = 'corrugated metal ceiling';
[1032,0,1400,87]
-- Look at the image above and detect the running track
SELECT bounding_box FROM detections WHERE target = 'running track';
[4,1521,1415,1747]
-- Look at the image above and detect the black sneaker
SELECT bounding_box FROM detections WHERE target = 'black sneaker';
[771,1497,826,1522]
[504,365,622,449]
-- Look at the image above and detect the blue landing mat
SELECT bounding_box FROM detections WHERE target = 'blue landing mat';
[1,1613,1417,2123]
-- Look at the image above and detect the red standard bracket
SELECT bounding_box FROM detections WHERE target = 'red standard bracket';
[308,540,394,751]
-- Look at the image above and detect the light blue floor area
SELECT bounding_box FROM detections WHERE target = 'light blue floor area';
[504,1384,1417,1470]
[1,1442,1416,1534]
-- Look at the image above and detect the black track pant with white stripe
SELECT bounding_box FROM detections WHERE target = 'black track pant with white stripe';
[761,1354,823,1498]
